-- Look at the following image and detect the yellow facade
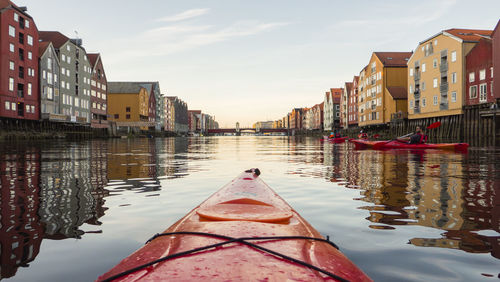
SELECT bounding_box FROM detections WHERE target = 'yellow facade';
[358,53,409,127]
[108,87,149,123]
[407,33,477,119]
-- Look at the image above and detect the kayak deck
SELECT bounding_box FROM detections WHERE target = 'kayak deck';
[98,169,371,281]
[351,139,469,151]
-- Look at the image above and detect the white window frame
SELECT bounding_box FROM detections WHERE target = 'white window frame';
[469,85,477,99]
[9,61,15,70]
[410,68,414,76]
[8,25,15,37]
[479,69,486,81]
[433,95,438,105]
[28,51,32,60]
[451,91,457,102]
[433,59,437,68]
[452,72,457,84]
[27,83,32,95]
[5,101,10,110]
[451,51,457,62]
[422,98,426,107]
[479,83,487,102]
[422,63,426,72]
[9,77,14,91]
[27,35,33,46]
[469,72,475,83]
[14,13,18,22]
[9,43,14,52]
[433,78,438,88]
[31,105,35,113]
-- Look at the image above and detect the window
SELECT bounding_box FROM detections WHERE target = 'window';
[66,82,70,89]
[422,81,426,91]
[434,39,438,46]
[31,105,34,113]
[422,63,426,72]
[61,81,65,88]
[452,72,457,83]
[451,91,456,102]
[62,54,66,62]
[18,48,23,61]
[126,114,131,119]
[25,19,29,28]
[54,74,58,82]
[409,68,414,77]
[9,25,15,37]
[27,35,33,46]
[469,72,475,83]
[75,97,79,107]
[9,61,15,70]
[67,45,70,51]
[9,78,14,91]
[47,72,53,84]
[11,102,16,111]
[27,83,32,95]
[451,51,456,62]
[433,78,438,88]
[409,84,413,94]
[48,87,53,99]
[410,100,414,108]
[9,43,14,52]
[66,69,70,76]
[18,32,23,44]
[479,69,486,80]
[14,13,18,22]
[114,114,119,119]
[422,98,426,107]
[433,59,437,68]
[479,83,487,102]
[469,85,477,99]
[26,104,30,113]
[5,101,10,110]
[126,107,131,112]
[433,95,438,105]
[491,67,494,78]
[67,56,71,63]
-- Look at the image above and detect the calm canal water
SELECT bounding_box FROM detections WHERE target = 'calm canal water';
[0,136,498,281]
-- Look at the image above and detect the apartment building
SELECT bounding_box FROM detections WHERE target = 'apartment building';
[358,52,411,127]
[493,21,500,100]
[407,29,492,119]
[465,38,494,105]
[341,82,353,129]
[107,82,149,126]
[39,31,92,123]
[323,91,334,131]
[87,53,108,128]
[39,42,61,119]
[348,76,359,127]
[0,1,39,120]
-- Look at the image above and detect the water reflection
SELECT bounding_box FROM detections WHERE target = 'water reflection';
[292,140,500,260]
[0,137,498,280]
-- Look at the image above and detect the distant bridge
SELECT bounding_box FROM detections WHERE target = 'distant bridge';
[207,128,288,135]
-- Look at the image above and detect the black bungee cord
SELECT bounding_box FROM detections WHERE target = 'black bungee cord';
[99,231,350,282]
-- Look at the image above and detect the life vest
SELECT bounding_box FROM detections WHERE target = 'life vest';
[358,133,368,139]
[409,133,424,144]
[335,133,341,138]
[422,134,428,143]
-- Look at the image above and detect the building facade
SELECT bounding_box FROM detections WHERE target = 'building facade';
[492,21,500,101]
[407,29,492,120]
[39,32,92,123]
[348,76,359,127]
[465,38,494,105]
[358,52,411,127]
[167,96,188,134]
[330,88,342,128]
[163,95,174,132]
[39,42,61,120]
[107,82,149,126]
[0,1,39,120]
[341,83,352,129]
[88,53,108,128]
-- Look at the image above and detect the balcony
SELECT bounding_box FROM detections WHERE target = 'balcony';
[391,111,408,121]
[414,72,420,81]
[440,102,448,110]
[440,82,448,93]
[440,61,448,72]
[17,90,24,97]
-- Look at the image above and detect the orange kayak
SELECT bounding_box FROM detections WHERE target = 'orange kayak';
[98,169,371,281]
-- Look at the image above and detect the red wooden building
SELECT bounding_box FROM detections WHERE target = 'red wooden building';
[493,20,500,101]
[465,38,494,105]
[348,76,359,126]
[88,53,109,128]
[0,0,39,120]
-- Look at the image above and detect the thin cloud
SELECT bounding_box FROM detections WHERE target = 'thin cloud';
[157,8,210,22]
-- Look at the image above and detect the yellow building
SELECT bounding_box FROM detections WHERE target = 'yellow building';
[107,82,150,129]
[358,52,412,127]
[407,29,492,119]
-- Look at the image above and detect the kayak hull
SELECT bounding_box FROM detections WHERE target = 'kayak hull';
[350,139,386,149]
[372,140,469,151]
[322,136,347,143]
[98,170,371,281]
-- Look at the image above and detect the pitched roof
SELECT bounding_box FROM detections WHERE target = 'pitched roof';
[38,41,51,56]
[444,28,493,42]
[325,91,330,103]
[0,0,33,19]
[492,20,500,37]
[353,76,359,83]
[108,82,145,94]
[333,97,340,104]
[87,53,99,67]
[39,31,70,49]
[374,52,412,67]
[387,86,407,100]
[345,82,353,94]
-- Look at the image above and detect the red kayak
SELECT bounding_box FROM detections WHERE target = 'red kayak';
[372,140,469,151]
[350,139,386,149]
[322,136,348,143]
[98,169,371,281]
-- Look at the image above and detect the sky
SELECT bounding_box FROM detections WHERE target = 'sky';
[16,0,500,127]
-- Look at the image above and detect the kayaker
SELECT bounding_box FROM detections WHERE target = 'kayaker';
[358,130,368,139]
[398,126,426,144]
[329,130,341,138]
